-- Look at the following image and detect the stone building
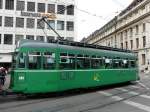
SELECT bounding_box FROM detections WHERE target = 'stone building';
[82,0,150,72]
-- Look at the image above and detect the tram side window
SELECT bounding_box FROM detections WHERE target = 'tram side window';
[28,52,41,69]
[91,56,100,69]
[122,59,129,68]
[59,53,75,69]
[113,58,121,69]
[77,55,90,69]
[18,52,26,68]
[43,52,55,69]
[130,60,136,68]
[105,58,112,69]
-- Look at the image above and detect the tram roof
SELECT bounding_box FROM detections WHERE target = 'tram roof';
[17,40,136,59]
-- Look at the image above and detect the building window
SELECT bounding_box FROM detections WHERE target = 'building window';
[130,28,133,37]
[125,41,128,49]
[26,35,34,40]
[136,38,139,49]
[27,2,35,12]
[57,21,64,30]
[135,25,139,34]
[27,18,35,28]
[142,54,146,65]
[130,40,133,50]
[121,43,123,49]
[47,20,55,29]
[38,3,45,13]
[143,36,146,47]
[67,21,74,31]
[67,5,74,15]
[4,34,13,45]
[0,0,3,9]
[120,32,123,41]
[0,16,2,26]
[66,37,74,41]
[143,23,146,32]
[15,35,23,44]
[5,0,14,10]
[5,17,13,27]
[47,36,55,43]
[36,36,44,41]
[57,5,65,14]
[37,19,45,29]
[16,0,25,11]
[0,34,1,44]
[16,17,24,28]
[48,4,55,13]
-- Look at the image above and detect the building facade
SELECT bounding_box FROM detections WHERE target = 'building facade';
[82,0,150,72]
[0,0,75,67]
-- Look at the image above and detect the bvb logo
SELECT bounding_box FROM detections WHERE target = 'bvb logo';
[93,74,100,81]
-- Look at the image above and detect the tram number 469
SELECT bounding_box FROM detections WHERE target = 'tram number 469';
[60,72,75,80]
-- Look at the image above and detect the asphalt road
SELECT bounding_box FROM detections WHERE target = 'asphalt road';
[1,73,150,112]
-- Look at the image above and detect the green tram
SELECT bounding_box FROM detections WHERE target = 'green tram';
[10,40,139,94]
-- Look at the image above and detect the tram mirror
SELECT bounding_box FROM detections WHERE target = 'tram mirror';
[123,60,127,64]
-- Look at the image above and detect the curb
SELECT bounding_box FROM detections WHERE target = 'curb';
[0,90,15,96]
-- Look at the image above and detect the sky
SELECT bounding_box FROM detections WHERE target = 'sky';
[76,0,133,41]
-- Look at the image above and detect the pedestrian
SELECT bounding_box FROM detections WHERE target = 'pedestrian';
[1,67,6,86]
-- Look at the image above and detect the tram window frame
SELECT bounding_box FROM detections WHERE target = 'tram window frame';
[112,58,121,69]
[104,57,113,69]
[76,54,91,69]
[28,51,42,69]
[59,53,75,70]
[91,56,101,69]
[18,52,26,68]
[43,52,55,69]
[122,59,129,68]
[130,60,136,68]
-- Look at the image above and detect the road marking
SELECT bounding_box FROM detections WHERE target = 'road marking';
[131,85,141,89]
[116,88,150,99]
[137,81,150,90]
[99,91,150,112]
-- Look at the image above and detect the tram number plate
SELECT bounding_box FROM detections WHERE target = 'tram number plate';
[60,72,74,80]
